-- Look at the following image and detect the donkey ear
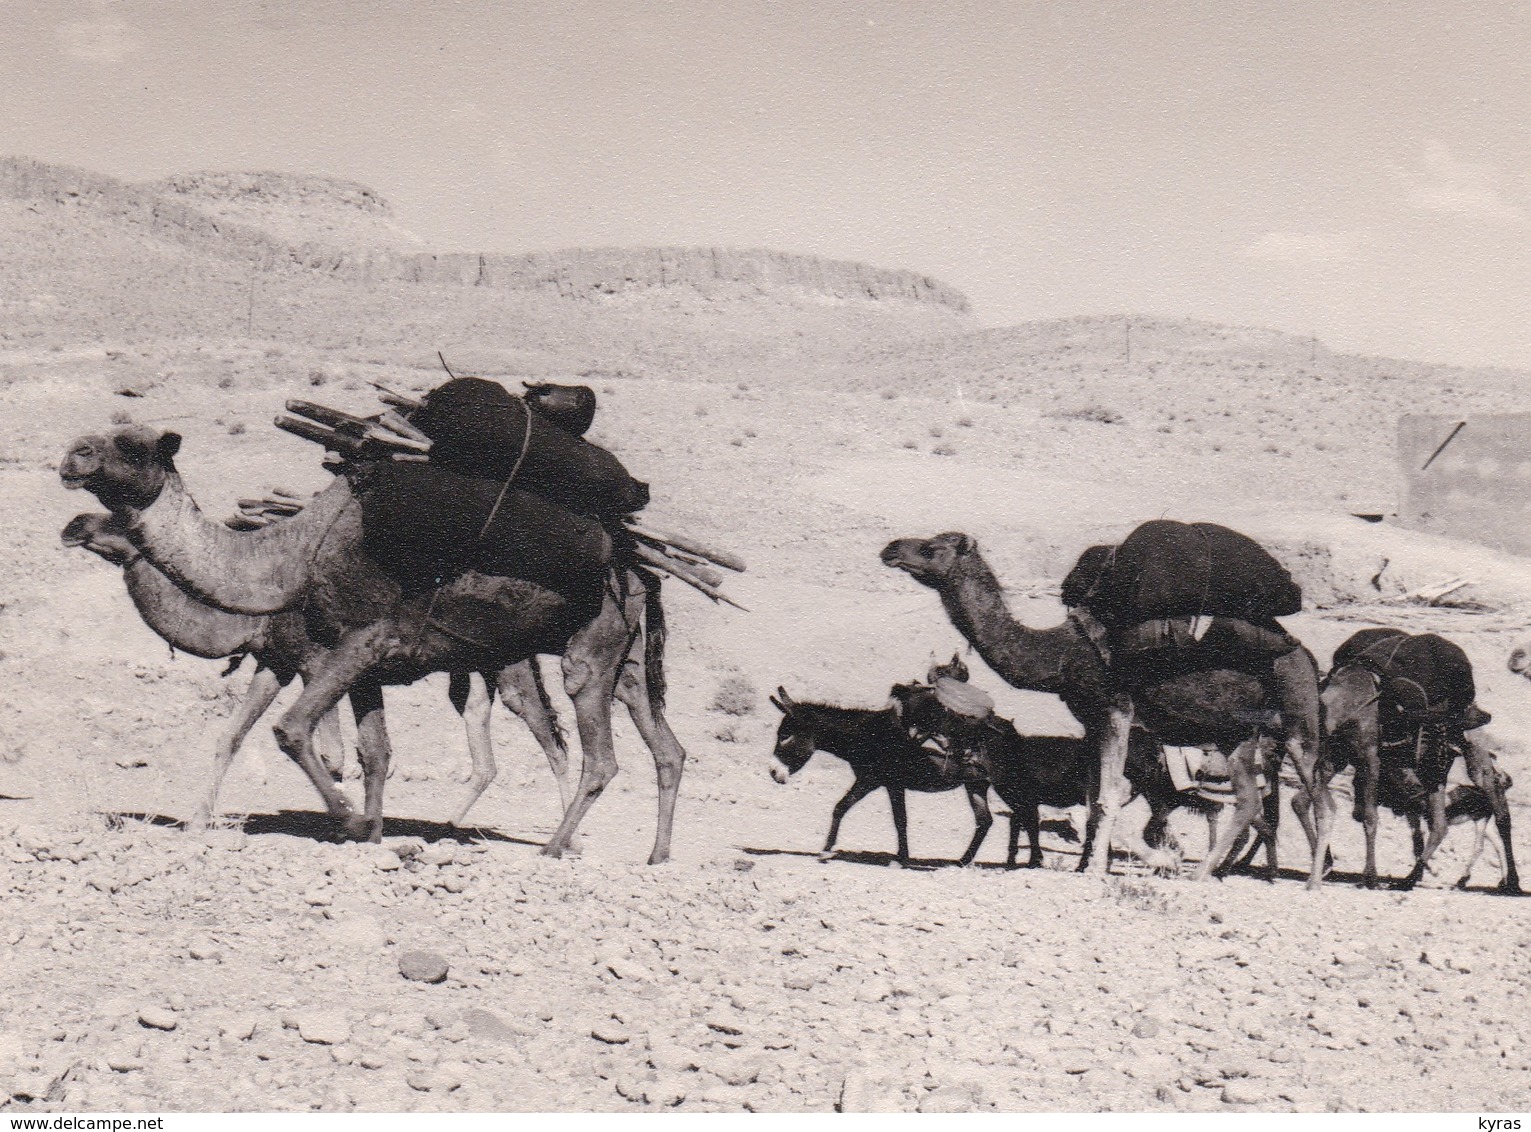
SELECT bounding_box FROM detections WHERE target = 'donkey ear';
[768,694,786,713]
[156,431,182,466]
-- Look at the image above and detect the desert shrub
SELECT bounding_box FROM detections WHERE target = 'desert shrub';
[932,442,957,457]
[227,421,247,436]
[710,674,757,716]
[900,438,917,449]
[729,437,744,447]
[308,370,327,386]
[743,427,757,438]
[217,375,235,390]
[929,425,944,438]
[110,410,133,425]
[880,389,898,400]
[1049,405,1122,425]
[956,415,974,428]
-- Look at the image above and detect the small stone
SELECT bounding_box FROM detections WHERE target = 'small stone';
[644,1075,687,1107]
[591,1020,631,1045]
[303,887,333,907]
[1133,1016,1161,1039]
[188,938,222,962]
[296,1012,352,1046]
[419,843,457,867]
[782,974,816,991]
[374,854,401,872]
[399,951,449,984]
[1223,1083,1270,1106]
[137,1007,177,1031]
[461,1007,521,1043]
[358,1051,388,1070]
[219,1015,258,1042]
[705,1012,744,1036]
[919,1085,976,1113]
[407,1065,464,1092]
[106,1054,145,1073]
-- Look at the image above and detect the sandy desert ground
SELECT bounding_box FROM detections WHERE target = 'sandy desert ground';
[2,163,1530,1113]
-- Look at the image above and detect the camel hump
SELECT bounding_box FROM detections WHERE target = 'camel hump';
[524,382,597,437]
[1370,632,1479,725]
[1086,520,1302,627]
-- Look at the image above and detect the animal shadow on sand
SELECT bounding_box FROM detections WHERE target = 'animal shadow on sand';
[100,809,534,846]
[739,816,1089,871]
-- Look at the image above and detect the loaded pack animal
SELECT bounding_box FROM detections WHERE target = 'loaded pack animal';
[62,510,580,830]
[767,687,996,867]
[1299,627,1518,892]
[888,668,1235,869]
[59,378,694,862]
[881,525,1335,888]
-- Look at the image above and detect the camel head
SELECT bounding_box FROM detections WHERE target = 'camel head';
[61,512,139,567]
[1508,641,1531,679]
[879,532,978,587]
[767,686,814,783]
[59,426,182,512]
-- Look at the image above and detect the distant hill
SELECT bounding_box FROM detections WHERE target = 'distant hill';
[0,158,972,366]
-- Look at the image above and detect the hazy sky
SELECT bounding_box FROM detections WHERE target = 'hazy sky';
[5,0,1531,369]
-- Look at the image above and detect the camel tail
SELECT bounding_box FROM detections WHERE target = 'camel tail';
[639,567,667,712]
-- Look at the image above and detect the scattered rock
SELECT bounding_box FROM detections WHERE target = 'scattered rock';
[399,951,449,984]
[296,1012,352,1046]
[591,1019,631,1045]
[137,1006,177,1032]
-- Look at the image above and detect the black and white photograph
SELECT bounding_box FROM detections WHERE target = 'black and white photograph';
[2,0,1529,1117]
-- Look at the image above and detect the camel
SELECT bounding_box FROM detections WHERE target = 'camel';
[59,425,685,862]
[1298,631,1519,892]
[880,532,1334,888]
[61,511,577,829]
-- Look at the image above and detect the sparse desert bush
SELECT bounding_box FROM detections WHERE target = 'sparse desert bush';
[743,427,757,438]
[110,409,133,425]
[929,425,944,438]
[932,442,957,456]
[217,374,235,390]
[730,437,744,447]
[880,389,898,400]
[710,674,757,716]
[227,421,247,436]
[1049,405,1123,425]
[956,415,974,428]
[308,369,327,386]
[900,438,917,449]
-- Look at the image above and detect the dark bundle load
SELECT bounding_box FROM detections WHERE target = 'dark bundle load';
[1061,544,1114,609]
[524,382,597,437]
[411,377,648,517]
[1085,521,1303,628]
[1333,629,1487,730]
[354,461,615,601]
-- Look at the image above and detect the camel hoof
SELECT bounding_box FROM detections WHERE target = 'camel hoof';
[646,851,670,866]
[1497,880,1523,896]
[540,843,566,859]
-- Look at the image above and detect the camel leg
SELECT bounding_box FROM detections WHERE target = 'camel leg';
[189,665,285,832]
[1273,647,1332,890]
[1085,703,1135,875]
[888,785,911,866]
[821,777,879,859]
[271,636,386,837]
[1462,739,1521,895]
[1196,742,1268,881]
[540,650,621,859]
[348,678,391,843]
[1455,819,1493,890]
[314,705,346,781]
[956,784,993,867]
[447,672,496,827]
[1356,756,1382,890]
[614,647,687,865]
[496,660,575,813]
[1395,786,1449,890]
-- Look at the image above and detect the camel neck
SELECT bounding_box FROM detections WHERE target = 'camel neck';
[940,555,1074,695]
[126,474,349,616]
[120,556,266,660]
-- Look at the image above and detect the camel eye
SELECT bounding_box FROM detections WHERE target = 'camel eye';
[920,546,935,559]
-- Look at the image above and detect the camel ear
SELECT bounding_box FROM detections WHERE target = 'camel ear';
[156,432,182,467]
[954,534,976,555]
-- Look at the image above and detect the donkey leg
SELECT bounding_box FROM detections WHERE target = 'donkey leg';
[1463,739,1522,895]
[1006,811,1022,869]
[190,665,284,832]
[822,777,878,858]
[1024,802,1044,868]
[615,650,688,866]
[888,786,911,866]
[956,785,993,867]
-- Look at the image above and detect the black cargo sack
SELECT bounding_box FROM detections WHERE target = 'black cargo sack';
[1085,520,1302,628]
[354,461,614,600]
[1334,630,1482,727]
[411,377,647,517]
[524,382,597,437]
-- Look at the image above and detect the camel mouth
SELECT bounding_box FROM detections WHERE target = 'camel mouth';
[59,470,90,490]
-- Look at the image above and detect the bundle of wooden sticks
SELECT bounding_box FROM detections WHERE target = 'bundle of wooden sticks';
[266,382,747,609]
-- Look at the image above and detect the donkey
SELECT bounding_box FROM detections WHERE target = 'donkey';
[767,687,994,867]
[889,680,1231,869]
